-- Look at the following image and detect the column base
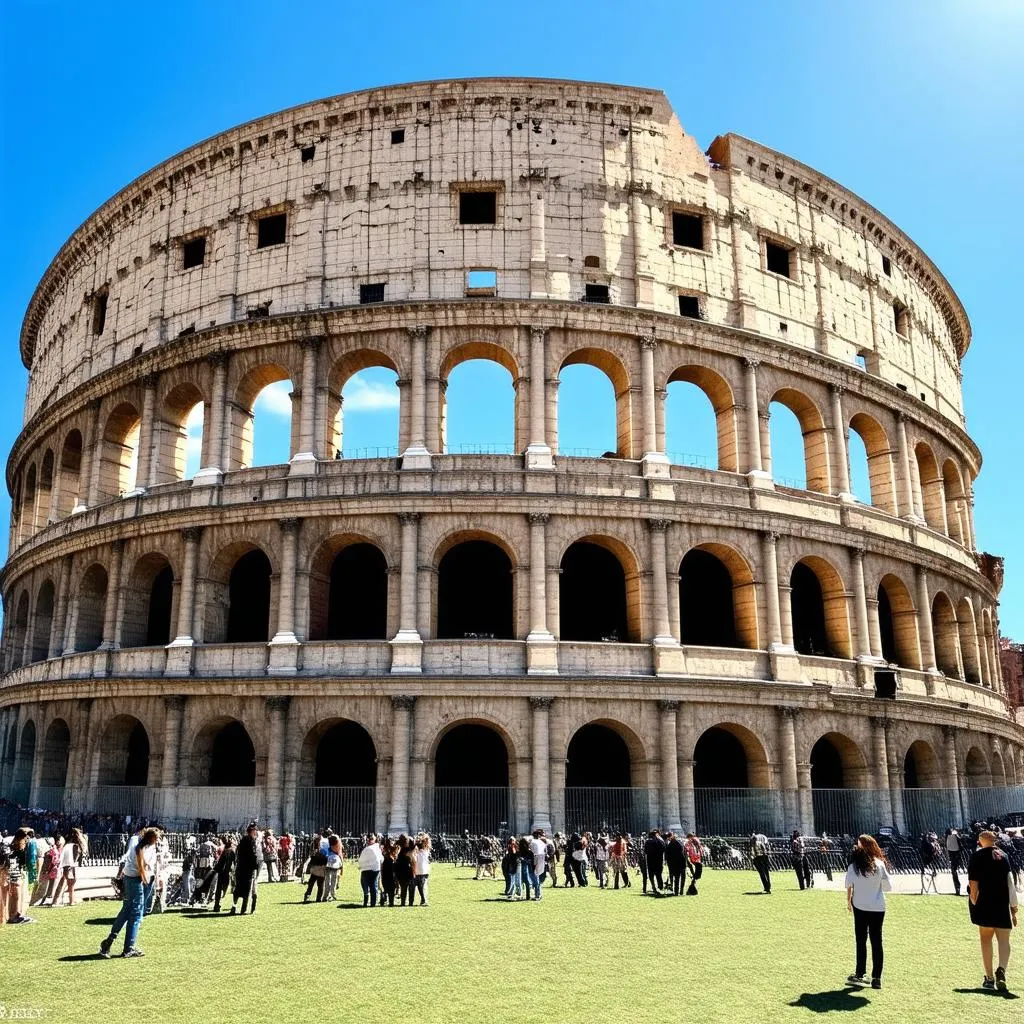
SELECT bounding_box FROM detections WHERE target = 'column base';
[837,490,857,503]
[904,513,925,526]
[71,504,89,515]
[531,815,553,833]
[390,630,424,674]
[96,640,120,651]
[526,630,558,674]
[653,636,684,676]
[267,633,300,676]
[524,443,554,471]
[389,818,410,835]
[641,451,670,476]
[746,469,775,489]
[122,487,147,499]
[288,452,318,477]
[400,446,432,471]
[164,643,195,677]
[192,466,224,487]
[769,646,803,682]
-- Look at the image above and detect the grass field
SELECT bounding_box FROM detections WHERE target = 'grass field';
[2,866,1018,1022]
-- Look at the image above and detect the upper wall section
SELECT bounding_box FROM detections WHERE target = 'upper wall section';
[19,77,971,426]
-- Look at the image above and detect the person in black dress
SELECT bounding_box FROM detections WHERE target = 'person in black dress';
[643,830,665,894]
[231,823,260,915]
[664,832,685,896]
[968,830,1019,993]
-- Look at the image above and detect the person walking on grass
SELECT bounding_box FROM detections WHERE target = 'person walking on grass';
[502,836,522,900]
[664,832,685,896]
[100,827,159,959]
[358,833,384,908]
[969,829,1018,993]
[684,833,703,896]
[791,830,810,890]
[946,828,963,897]
[844,834,892,990]
[231,823,260,915]
[749,832,772,894]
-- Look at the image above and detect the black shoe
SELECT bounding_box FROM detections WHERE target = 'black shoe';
[229,907,236,915]
[982,977,996,991]
[846,974,866,987]
[995,967,1007,992]
[99,937,113,959]
[122,948,145,958]
[871,979,882,990]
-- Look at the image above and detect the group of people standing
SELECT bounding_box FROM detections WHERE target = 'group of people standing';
[0,825,89,924]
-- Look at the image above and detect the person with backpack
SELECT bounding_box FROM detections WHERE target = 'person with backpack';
[920,832,940,894]
[749,832,772,894]
[969,829,1019,993]
[790,831,810,890]
[303,842,328,903]
[664,832,686,895]
[684,833,703,896]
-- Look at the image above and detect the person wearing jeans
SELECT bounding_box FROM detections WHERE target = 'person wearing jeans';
[358,834,384,908]
[844,834,893,990]
[101,827,160,959]
[413,835,431,906]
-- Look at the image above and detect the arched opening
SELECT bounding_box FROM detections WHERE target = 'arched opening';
[228,549,272,643]
[877,575,920,669]
[768,389,830,492]
[97,401,141,500]
[678,546,757,648]
[848,413,896,512]
[914,442,946,533]
[231,365,294,469]
[39,719,70,789]
[692,723,772,832]
[901,739,947,834]
[12,720,36,804]
[942,460,967,544]
[566,723,632,787]
[9,590,29,670]
[565,721,645,833]
[74,564,108,652]
[558,348,631,458]
[325,350,400,458]
[694,727,747,788]
[433,723,510,834]
[436,538,513,640]
[931,592,961,678]
[296,719,378,833]
[22,464,37,540]
[991,751,1007,788]
[98,716,151,786]
[441,345,517,455]
[309,541,388,641]
[964,746,990,789]
[791,558,851,658]
[956,598,982,685]
[36,450,54,529]
[903,740,942,789]
[156,382,205,483]
[810,733,865,789]
[664,366,738,472]
[193,718,256,786]
[31,580,55,663]
[120,554,174,648]
[559,539,636,643]
[810,732,868,834]
[55,429,83,517]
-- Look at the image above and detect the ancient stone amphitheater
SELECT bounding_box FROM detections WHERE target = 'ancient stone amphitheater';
[0,78,1020,837]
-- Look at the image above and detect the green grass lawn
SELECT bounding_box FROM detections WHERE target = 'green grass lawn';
[2,866,1017,1022]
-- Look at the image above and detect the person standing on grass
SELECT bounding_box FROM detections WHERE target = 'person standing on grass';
[684,833,703,896]
[844,834,892,990]
[232,823,260,915]
[644,830,666,894]
[530,829,548,897]
[323,834,344,902]
[278,832,293,881]
[205,836,236,912]
[609,833,631,889]
[791,831,809,890]
[593,834,610,889]
[919,831,940,894]
[502,836,522,900]
[946,828,963,896]
[969,829,1018,993]
[380,839,398,907]
[749,832,772,894]
[262,828,278,882]
[358,833,384,908]
[664,832,685,896]
[413,834,431,905]
[5,828,34,925]
[100,827,159,959]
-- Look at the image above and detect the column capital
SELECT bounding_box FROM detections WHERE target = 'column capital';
[850,545,866,561]
[111,538,126,556]
[829,382,846,397]
[758,410,771,423]
[392,694,417,710]
[638,332,657,351]
[208,350,231,368]
[141,372,160,390]
[406,325,429,342]
[279,516,301,532]
[182,525,203,544]
[398,511,421,525]
[530,325,548,343]
[299,335,325,351]
[743,356,760,371]
[869,714,889,731]
[941,724,957,741]
[658,699,681,713]
[915,564,928,582]
[266,695,292,714]
[527,512,550,525]
[779,706,800,721]
[762,530,780,545]
[164,694,187,712]
[648,518,672,533]
[529,696,554,710]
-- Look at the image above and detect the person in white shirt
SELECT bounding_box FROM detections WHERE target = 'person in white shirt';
[529,829,548,897]
[100,827,160,959]
[357,834,384,907]
[843,834,893,990]
[413,834,432,906]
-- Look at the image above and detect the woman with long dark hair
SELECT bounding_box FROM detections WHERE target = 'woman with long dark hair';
[844,834,893,989]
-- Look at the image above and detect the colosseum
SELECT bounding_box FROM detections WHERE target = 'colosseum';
[0,77,1020,839]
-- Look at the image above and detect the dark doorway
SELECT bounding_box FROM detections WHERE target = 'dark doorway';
[433,724,509,834]
[40,719,70,788]
[791,562,830,656]
[566,724,631,787]
[903,748,920,789]
[327,545,387,639]
[564,723,640,834]
[208,721,256,786]
[437,541,513,639]
[878,585,897,663]
[146,565,174,646]
[679,550,735,647]
[559,542,628,642]
[810,736,844,789]
[226,550,271,643]
[125,721,150,786]
[314,721,377,787]
[693,727,748,788]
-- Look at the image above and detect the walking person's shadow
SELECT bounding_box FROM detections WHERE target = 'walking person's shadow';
[788,988,870,1012]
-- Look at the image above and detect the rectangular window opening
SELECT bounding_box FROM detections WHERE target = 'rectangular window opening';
[466,269,497,296]
[893,302,909,337]
[672,211,705,250]
[459,190,497,225]
[257,213,287,249]
[678,295,701,319]
[882,255,892,277]
[92,293,108,336]
[300,145,316,163]
[896,383,908,392]
[584,283,610,304]
[391,128,405,145]
[359,282,386,304]
[765,240,792,278]
[182,236,207,270]
[855,353,868,371]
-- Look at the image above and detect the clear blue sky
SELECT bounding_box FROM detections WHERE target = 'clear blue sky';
[1,1,1022,632]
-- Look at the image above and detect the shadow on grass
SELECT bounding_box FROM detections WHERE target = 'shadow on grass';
[84,917,117,926]
[952,987,1019,999]
[742,891,771,896]
[58,953,110,963]
[788,988,870,1012]
[177,912,236,920]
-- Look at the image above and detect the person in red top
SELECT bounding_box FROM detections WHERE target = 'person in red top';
[278,833,293,881]
[684,833,703,896]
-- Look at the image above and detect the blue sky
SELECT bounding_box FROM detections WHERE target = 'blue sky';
[1,0,1022,632]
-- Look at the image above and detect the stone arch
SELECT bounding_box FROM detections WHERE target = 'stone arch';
[440,341,520,455]
[120,553,175,648]
[202,542,273,644]
[790,555,852,659]
[942,459,967,545]
[809,731,869,789]
[36,448,55,529]
[678,542,758,649]
[768,387,830,493]
[693,723,771,788]
[931,592,962,678]
[230,362,295,470]
[435,531,516,640]
[97,401,141,500]
[21,464,37,542]
[299,717,378,787]
[565,720,645,788]
[903,739,942,788]
[73,563,108,652]
[558,347,633,458]
[877,573,921,669]
[308,535,389,641]
[55,428,84,518]
[991,748,1007,788]
[98,715,151,786]
[12,719,36,804]
[848,412,896,512]
[665,365,738,472]
[559,534,642,643]
[956,597,982,685]
[39,718,70,789]
[964,745,990,789]
[9,590,29,670]
[31,579,55,663]
[190,716,256,786]
[430,719,514,833]
[914,441,946,533]
[156,381,206,483]
[325,349,401,458]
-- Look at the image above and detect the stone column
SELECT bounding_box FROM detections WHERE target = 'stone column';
[160,695,186,787]
[75,399,102,512]
[290,337,322,472]
[389,695,415,834]
[271,518,301,645]
[49,556,72,659]
[133,373,159,493]
[649,519,681,673]
[391,513,423,673]
[99,539,124,649]
[677,701,696,831]
[659,700,682,832]
[779,708,800,830]
[883,719,906,833]
[169,527,202,646]
[545,377,560,452]
[871,716,891,797]
[761,531,785,649]
[896,413,922,522]
[525,327,553,469]
[830,384,853,500]
[194,352,230,485]
[530,697,553,831]
[916,565,938,673]
[69,698,94,802]
[867,597,883,660]
[639,333,668,476]
[943,725,965,823]
[850,547,874,660]
[402,326,431,469]
[526,513,556,674]
[797,762,815,836]
[742,358,767,480]
[264,696,291,829]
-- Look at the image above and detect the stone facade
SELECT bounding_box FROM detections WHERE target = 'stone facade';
[0,78,1020,835]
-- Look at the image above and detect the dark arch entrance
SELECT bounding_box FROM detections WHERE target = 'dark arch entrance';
[40,719,70,789]
[433,724,509,834]
[327,545,387,639]
[810,736,845,789]
[810,734,854,835]
[296,720,378,833]
[565,723,640,834]
[693,728,748,788]
[878,585,896,663]
[566,724,631,787]
[679,550,735,647]
[146,565,174,645]
[560,542,628,642]
[314,721,377,786]
[208,721,256,786]
[99,717,150,786]
[437,541,513,639]
[791,562,830,656]
[12,720,36,805]
[226,550,271,643]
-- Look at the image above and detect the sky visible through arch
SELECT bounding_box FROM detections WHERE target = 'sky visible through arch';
[0,0,1021,633]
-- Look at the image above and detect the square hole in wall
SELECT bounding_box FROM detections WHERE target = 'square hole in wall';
[92,292,108,336]
[459,190,497,225]
[678,294,701,319]
[182,236,207,270]
[765,240,792,278]
[584,283,610,303]
[882,255,892,277]
[466,269,497,296]
[391,128,405,145]
[893,301,909,337]
[359,282,385,304]
[300,145,316,163]
[257,213,287,249]
[672,211,705,250]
